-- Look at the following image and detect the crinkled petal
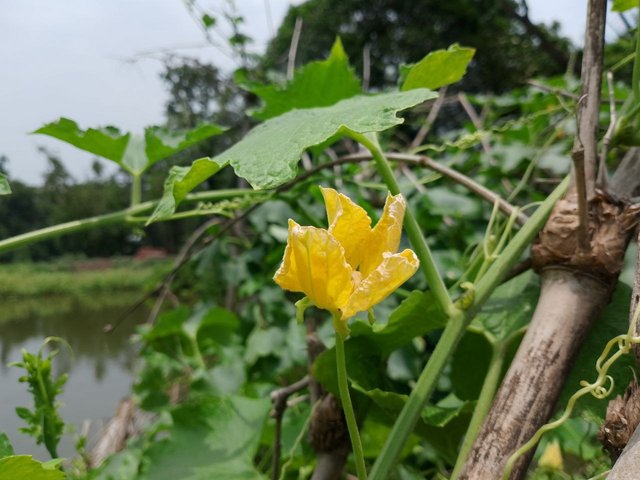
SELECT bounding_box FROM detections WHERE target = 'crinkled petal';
[341,249,419,320]
[320,186,372,269]
[359,193,406,277]
[273,219,354,311]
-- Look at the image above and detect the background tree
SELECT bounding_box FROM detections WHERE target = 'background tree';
[263,0,572,92]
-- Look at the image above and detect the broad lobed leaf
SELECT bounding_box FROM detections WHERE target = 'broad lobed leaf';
[401,44,475,91]
[150,89,436,221]
[34,118,225,176]
[244,37,362,120]
[34,117,129,162]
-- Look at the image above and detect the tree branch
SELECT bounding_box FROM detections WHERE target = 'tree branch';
[572,0,607,201]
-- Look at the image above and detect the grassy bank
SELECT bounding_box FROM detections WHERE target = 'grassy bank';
[0,257,172,299]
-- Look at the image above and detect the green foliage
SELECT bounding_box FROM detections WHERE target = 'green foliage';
[11,340,68,459]
[612,0,637,12]
[0,434,64,480]
[141,396,270,480]
[0,433,14,458]
[0,456,64,480]
[243,38,362,120]
[91,395,270,480]
[34,118,225,177]
[0,172,10,195]
[401,44,475,91]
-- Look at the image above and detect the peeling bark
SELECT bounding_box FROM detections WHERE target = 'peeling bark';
[89,397,155,468]
[599,379,640,462]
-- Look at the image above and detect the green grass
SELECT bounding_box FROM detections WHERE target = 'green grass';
[0,257,172,299]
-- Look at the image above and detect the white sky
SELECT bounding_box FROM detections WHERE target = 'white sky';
[0,0,627,184]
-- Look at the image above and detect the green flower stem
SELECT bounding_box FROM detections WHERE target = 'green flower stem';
[0,188,256,255]
[334,321,367,480]
[368,176,570,479]
[450,344,505,480]
[130,174,142,206]
[349,131,455,317]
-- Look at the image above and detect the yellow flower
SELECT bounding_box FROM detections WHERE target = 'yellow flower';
[274,187,419,333]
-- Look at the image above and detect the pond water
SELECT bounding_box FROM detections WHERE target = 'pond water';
[0,294,147,460]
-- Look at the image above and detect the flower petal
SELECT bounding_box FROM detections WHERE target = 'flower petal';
[273,219,354,311]
[341,249,419,320]
[320,186,372,269]
[359,193,406,277]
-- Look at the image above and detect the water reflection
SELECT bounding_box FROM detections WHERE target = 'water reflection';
[0,293,147,459]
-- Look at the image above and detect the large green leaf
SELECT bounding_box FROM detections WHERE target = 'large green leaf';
[151,89,435,220]
[612,0,637,12]
[0,172,11,195]
[225,90,435,189]
[34,118,129,162]
[401,44,475,91]
[244,38,361,120]
[0,456,64,480]
[140,395,270,480]
[34,118,225,176]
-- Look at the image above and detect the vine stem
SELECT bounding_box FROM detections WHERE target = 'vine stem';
[450,344,505,479]
[0,188,256,255]
[348,131,455,317]
[334,323,367,480]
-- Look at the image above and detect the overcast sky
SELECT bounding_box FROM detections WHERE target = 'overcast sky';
[0,0,625,185]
